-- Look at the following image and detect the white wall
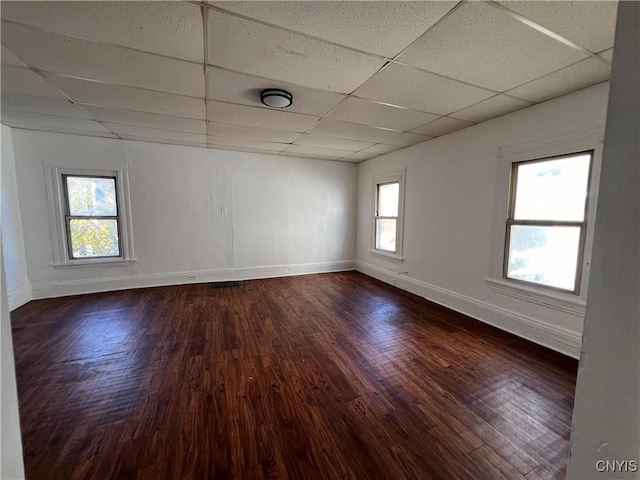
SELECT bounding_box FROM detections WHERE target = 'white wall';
[567,1,640,476]
[0,253,26,480]
[0,123,27,478]
[10,130,357,297]
[356,82,610,358]
[1,125,30,310]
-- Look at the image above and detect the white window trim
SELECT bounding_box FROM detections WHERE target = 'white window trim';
[370,168,406,263]
[45,164,136,268]
[486,128,603,315]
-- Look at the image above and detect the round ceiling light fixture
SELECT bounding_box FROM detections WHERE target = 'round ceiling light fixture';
[260,89,293,109]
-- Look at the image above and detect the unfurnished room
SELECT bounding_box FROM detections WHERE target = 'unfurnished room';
[0,1,638,480]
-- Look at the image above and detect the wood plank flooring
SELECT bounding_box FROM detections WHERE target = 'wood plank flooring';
[10,271,577,480]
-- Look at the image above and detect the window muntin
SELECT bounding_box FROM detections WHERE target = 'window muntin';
[505,152,592,293]
[375,181,400,253]
[62,175,121,259]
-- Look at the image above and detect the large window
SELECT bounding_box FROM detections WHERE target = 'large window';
[505,151,592,293]
[371,170,405,262]
[63,175,121,259]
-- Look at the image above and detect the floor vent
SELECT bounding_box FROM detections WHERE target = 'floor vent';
[210,280,243,289]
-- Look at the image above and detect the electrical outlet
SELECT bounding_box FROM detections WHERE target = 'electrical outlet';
[188,274,197,280]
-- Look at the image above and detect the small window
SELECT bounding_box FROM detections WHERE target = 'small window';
[371,170,405,262]
[505,151,592,293]
[46,166,134,267]
[62,175,121,259]
[375,182,400,252]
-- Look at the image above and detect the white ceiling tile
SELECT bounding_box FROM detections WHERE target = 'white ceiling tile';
[1,109,110,132]
[354,63,494,115]
[449,95,531,123]
[104,123,207,144]
[1,66,66,98]
[382,132,431,148]
[209,1,456,57]
[2,1,204,62]
[329,97,439,131]
[205,9,385,94]
[293,134,373,152]
[398,2,587,91]
[342,151,378,162]
[307,118,397,143]
[206,67,346,117]
[506,58,611,103]
[411,117,473,137]
[282,145,353,159]
[207,135,288,152]
[1,123,119,139]
[82,106,206,134]
[1,45,27,67]
[2,22,205,97]
[122,136,208,149]
[207,101,319,132]
[361,144,402,155]
[1,92,92,119]
[498,1,618,53]
[599,49,613,62]
[44,74,206,119]
[207,122,300,143]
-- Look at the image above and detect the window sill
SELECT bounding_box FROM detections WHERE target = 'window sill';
[485,277,585,316]
[369,249,405,264]
[52,258,137,269]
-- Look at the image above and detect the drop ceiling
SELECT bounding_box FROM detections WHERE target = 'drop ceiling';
[0,1,617,163]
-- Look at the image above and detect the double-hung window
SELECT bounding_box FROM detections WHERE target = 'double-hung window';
[47,166,134,267]
[371,170,405,262]
[62,175,121,259]
[375,182,400,252]
[505,151,593,293]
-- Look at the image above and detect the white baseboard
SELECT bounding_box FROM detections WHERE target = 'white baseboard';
[7,283,31,311]
[356,260,581,359]
[30,260,356,300]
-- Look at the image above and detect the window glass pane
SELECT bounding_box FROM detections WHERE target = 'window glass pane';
[66,176,117,216]
[378,182,399,217]
[69,219,120,258]
[507,225,581,291]
[513,154,591,221]
[376,218,396,252]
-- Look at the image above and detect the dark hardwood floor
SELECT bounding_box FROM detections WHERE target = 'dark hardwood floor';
[10,271,577,480]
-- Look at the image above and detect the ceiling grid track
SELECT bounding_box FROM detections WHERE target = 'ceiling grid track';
[201,3,211,148]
